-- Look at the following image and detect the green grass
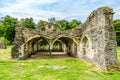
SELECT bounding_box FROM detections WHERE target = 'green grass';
[0,46,11,60]
[0,46,120,80]
[117,46,120,59]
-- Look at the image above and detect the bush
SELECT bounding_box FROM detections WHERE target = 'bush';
[0,37,10,45]
[4,27,15,44]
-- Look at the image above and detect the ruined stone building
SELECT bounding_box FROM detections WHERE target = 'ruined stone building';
[12,7,117,70]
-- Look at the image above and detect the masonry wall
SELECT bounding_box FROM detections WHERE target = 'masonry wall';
[79,7,117,70]
[11,27,24,58]
[0,43,6,49]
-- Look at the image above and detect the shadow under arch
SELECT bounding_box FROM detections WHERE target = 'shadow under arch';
[52,37,78,57]
[24,36,49,58]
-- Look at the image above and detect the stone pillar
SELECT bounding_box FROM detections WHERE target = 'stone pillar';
[11,26,24,58]
[33,41,38,53]
[49,42,52,56]
[0,43,7,49]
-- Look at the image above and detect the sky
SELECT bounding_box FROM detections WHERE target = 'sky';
[0,0,120,23]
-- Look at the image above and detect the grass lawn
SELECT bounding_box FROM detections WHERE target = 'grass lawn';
[0,46,120,80]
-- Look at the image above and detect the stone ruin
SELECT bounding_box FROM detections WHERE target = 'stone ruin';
[11,7,117,70]
[0,43,7,49]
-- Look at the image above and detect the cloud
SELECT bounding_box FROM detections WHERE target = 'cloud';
[0,0,120,23]
[0,0,64,22]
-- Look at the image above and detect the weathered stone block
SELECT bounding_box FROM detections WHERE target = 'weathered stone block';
[0,43,7,49]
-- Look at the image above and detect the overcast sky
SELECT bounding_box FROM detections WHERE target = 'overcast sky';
[0,0,120,23]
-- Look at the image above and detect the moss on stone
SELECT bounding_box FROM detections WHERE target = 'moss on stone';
[98,6,113,12]
[41,27,46,31]
[16,23,22,27]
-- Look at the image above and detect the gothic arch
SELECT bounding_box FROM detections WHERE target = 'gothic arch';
[52,40,64,52]
[79,36,92,58]
[24,37,49,58]
[52,37,78,57]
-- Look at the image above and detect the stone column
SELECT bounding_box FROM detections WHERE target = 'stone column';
[11,26,24,58]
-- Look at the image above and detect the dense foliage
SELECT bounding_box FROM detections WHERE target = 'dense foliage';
[20,18,35,29]
[0,15,18,43]
[113,19,120,46]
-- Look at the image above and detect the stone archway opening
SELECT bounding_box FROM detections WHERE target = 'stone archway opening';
[38,40,49,52]
[52,37,77,57]
[52,40,63,52]
[50,39,67,57]
[25,37,50,58]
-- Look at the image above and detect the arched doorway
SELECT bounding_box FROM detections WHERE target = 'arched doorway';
[52,37,77,57]
[52,40,63,52]
[38,40,49,52]
[24,37,49,58]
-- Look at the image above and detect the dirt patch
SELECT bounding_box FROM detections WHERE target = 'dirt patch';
[30,52,71,59]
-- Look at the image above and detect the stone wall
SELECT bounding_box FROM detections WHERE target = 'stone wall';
[12,6,117,70]
[78,7,117,70]
[0,43,7,49]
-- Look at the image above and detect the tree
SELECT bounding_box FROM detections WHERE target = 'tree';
[0,24,4,37]
[55,19,81,30]
[56,20,70,30]
[0,15,18,35]
[0,15,17,28]
[69,19,81,29]
[0,15,18,43]
[4,27,15,43]
[37,20,48,29]
[37,20,48,26]
[113,19,120,46]
[20,18,35,29]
